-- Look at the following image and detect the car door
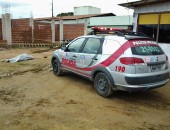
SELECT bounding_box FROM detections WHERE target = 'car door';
[76,37,102,76]
[61,37,86,72]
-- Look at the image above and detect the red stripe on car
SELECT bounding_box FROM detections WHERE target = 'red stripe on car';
[62,39,157,71]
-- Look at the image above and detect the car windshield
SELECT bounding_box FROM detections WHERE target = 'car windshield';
[131,45,164,55]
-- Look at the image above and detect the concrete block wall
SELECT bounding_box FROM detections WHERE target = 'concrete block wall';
[11,18,32,43]
[63,24,84,40]
[34,22,52,43]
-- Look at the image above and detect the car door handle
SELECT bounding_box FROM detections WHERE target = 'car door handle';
[70,55,77,60]
[72,55,77,58]
[92,58,98,60]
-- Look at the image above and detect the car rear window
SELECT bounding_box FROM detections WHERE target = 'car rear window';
[131,45,164,55]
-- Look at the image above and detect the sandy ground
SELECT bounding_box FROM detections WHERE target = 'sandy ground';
[0,48,170,130]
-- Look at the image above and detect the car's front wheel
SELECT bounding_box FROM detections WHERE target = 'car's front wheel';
[94,72,113,97]
[52,59,63,76]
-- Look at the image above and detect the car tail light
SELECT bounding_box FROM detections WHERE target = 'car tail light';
[120,57,144,65]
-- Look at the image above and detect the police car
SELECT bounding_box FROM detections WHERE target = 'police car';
[51,27,170,97]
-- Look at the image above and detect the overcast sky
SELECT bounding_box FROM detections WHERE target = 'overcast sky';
[0,0,139,19]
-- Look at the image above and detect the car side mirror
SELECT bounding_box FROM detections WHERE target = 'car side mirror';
[61,45,66,51]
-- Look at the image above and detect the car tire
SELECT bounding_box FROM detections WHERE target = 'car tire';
[94,72,113,97]
[52,59,63,76]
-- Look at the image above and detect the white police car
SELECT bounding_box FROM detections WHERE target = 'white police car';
[51,28,169,97]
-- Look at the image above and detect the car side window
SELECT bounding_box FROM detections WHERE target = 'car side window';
[67,38,85,52]
[102,39,122,54]
[82,38,101,54]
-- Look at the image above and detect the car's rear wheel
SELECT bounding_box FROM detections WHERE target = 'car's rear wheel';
[52,59,63,76]
[94,72,113,97]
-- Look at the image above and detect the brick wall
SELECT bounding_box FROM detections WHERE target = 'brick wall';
[11,19,53,43]
[1,18,85,44]
[55,24,84,41]
[0,19,2,40]
[11,18,32,43]
[34,22,52,43]
[63,24,84,40]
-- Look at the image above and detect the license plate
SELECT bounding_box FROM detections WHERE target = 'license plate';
[150,64,162,72]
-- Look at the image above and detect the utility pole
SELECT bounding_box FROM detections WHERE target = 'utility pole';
[51,0,55,45]
[52,0,54,17]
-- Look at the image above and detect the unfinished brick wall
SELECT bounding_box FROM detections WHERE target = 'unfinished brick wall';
[0,19,2,40]
[32,23,84,42]
[63,24,84,40]
[11,18,32,43]
[0,18,85,44]
[34,22,52,43]
[11,19,54,43]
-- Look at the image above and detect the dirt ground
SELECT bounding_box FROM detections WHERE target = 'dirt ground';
[0,48,170,130]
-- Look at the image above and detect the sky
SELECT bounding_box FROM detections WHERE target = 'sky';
[0,0,139,19]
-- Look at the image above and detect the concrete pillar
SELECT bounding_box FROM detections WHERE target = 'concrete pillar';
[2,13,12,46]
[30,17,34,43]
[2,15,6,40]
[84,19,88,35]
[51,19,55,44]
[59,20,63,45]
[133,13,138,32]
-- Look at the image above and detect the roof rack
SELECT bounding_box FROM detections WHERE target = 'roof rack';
[115,31,153,40]
[115,31,147,37]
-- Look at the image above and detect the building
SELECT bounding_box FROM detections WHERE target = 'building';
[89,15,133,28]
[34,12,117,42]
[119,0,170,43]
[119,0,170,59]
[74,6,101,15]
[35,6,132,42]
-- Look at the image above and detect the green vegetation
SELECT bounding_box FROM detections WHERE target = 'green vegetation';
[57,12,74,17]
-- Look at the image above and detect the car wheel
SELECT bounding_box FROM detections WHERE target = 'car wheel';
[94,72,113,97]
[52,59,63,76]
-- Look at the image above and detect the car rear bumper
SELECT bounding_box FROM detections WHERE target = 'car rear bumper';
[117,78,169,92]
[116,72,169,92]
[125,72,169,85]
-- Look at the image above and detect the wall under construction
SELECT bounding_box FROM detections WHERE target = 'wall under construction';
[12,18,32,43]
[33,21,52,43]
[0,17,84,48]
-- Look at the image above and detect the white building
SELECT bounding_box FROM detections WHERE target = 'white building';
[74,6,101,15]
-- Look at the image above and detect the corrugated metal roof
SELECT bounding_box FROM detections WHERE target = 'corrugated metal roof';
[119,0,169,9]
[34,13,115,21]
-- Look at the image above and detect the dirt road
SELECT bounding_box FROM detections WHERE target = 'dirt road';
[0,48,170,130]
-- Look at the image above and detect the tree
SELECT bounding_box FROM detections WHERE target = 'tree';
[57,12,74,17]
